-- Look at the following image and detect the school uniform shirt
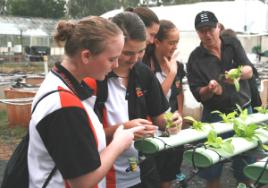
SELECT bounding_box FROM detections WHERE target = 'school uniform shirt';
[96,62,169,188]
[145,54,185,181]
[106,76,139,188]
[153,61,185,113]
[143,46,185,112]
[154,63,185,135]
[28,62,106,188]
[187,36,252,113]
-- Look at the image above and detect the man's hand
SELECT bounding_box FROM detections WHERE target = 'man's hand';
[208,80,223,95]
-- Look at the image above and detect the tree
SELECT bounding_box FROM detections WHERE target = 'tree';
[67,0,117,18]
[0,0,7,15]
[173,0,232,4]
[46,0,66,18]
[67,0,139,18]
[7,0,66,18]
[121,0,140,9]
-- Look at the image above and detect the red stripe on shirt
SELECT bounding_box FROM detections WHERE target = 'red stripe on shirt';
[58,86,98,147]
[106,166,116,188]
[102,108,108,129]
[84,77,97,95]
[58,87,84,109]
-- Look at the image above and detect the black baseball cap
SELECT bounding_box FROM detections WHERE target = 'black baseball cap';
[195,11,218,30]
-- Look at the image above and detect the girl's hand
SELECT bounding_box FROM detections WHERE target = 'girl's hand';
[113,125,145,150]
[166,111,182,135]
[124,119,158,139]
[164,50,179,75]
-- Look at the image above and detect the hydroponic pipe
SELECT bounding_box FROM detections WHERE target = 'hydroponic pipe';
[183,128,268,168]
[134,113,268,154]
[243,157,268,184]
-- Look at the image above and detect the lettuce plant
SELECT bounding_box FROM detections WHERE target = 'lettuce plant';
[212,110,237,123]
[235,104,248,121]
[163,111,174,128]
[184,116,212,131]
[225,66,242,92]
[233,120,258,140]
[205,130,234,154]
[160,111,175,137]
[233,119,268,152]
[254,106,268,114]
[258,124,268,151]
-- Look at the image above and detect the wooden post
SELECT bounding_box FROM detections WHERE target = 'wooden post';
[260,79,268,107]
[43,55,48,75]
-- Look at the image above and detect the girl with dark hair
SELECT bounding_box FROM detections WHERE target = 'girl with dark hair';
[143,20,186,188]
[144,20,185,114]
[28,16,144,188]
[126,6,160,45]
[93,12,182,188]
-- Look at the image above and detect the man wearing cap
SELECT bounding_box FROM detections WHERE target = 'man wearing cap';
[187,11,254,188]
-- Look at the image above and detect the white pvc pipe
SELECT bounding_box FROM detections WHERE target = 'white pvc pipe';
[183,128,268,168]
[134,113,268,154]
[243,157,268,184]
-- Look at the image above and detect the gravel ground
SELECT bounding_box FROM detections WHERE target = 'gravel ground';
[0,141,267,188]
[0,154,240,188]
[0,160,7,185]
[171,160,236,188]
[0,159,234,188]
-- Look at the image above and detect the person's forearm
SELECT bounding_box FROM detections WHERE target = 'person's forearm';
[161,71,176,96]
[199,85,214,101]
[177,93,184,115]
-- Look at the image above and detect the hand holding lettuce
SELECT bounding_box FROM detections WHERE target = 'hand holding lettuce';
[225,66,242,92]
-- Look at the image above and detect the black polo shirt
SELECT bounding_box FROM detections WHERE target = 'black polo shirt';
[187,36,251,113]
[95,62,169,121]
[144,48,186,112]
[127,62,170,119]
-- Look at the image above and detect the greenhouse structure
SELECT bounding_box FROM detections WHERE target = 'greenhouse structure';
[0,16,61,62]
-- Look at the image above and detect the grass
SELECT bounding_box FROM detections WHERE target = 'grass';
[0,110,27,144]
[0,61,48,144]
[0,62,54,74]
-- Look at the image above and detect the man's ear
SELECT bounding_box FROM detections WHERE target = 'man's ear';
[81,49,91,64]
